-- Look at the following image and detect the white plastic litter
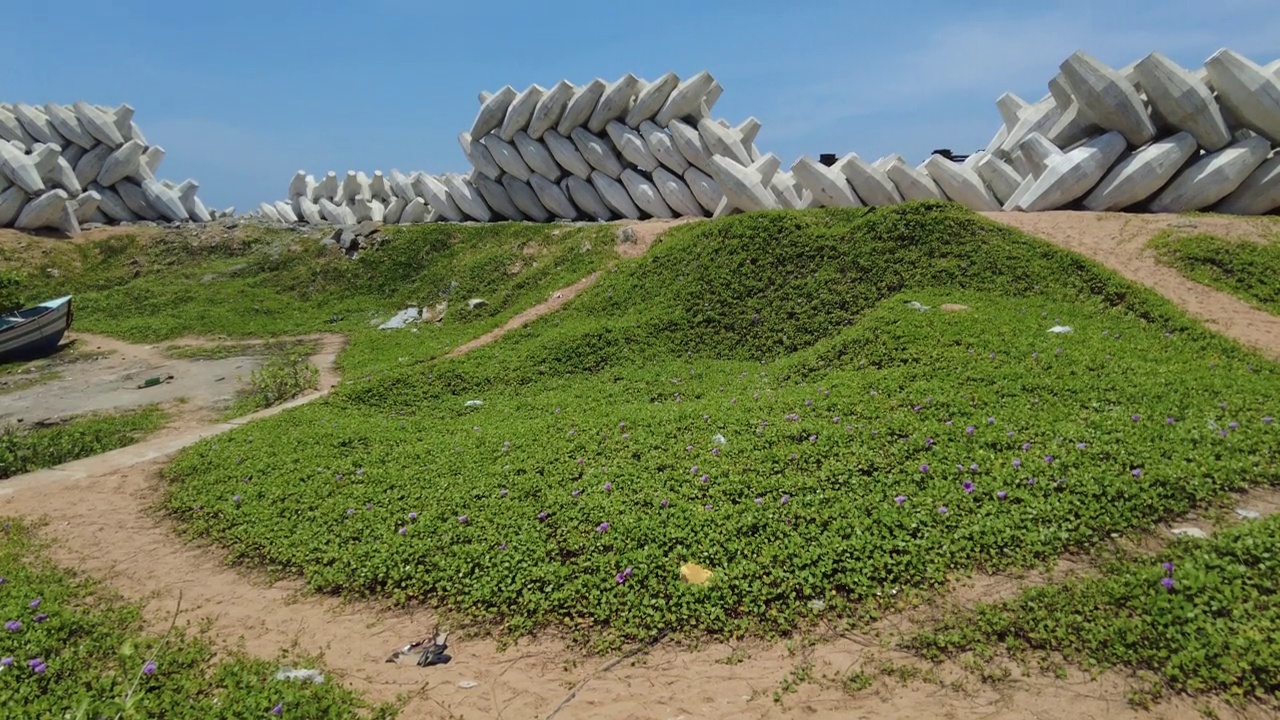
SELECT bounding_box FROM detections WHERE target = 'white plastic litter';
[1048,326,1073,334]
[275,667,325,684]
[712,433,726,446]
[464,400,485,407]
[1170,527,1209,539]
[379,307,421,330]
[1236,509,1262,520]
[458,680,479,689]
[906,301,930,311]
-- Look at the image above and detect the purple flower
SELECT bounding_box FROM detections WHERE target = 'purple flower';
[500,489,509,498]
[537,511,548,521]
[945,420,953,426]
[1012,459,1022,468]
[1162,561,1175,576]
[408,512,418,521]
[604,482,614,491]
[0,577,4,586]
[143,660,157,676]
[1229,422,1239,430]
[781,495,791,505]
[755,497,764,505]
[704,504,714,511]
[963,481,975,494]
[1076,442,1088,450]
[699,475,709,484]
[920,464,929,474]
[596,522,610,533]
[894,495,907,505]
[1022,442,1032,452]
[615,567,634,584]
[346,508,356,516]
[397,527,407,535]
[1160,577,1175,592]
[1264,417,1274,425]
[1220,429,1229,437]
[1044,456,1054,465]
[1007,431,1015,438]
[966,425,975,436]
[1132,468,1143,478]
[785,413,800,422]
[987,417,995,424]
[1132,414,1141,423]
[0,657,11,667]
[28,659,45,674]
[913,405,922,412]
[939,506,949,515]
[271,702,284,716]
[456,515,470,526]
[660,499,669,507]
[691,466,699,474]
[833,416,842,424]
[572,489,581,498]
[970,464,979,473]
[1166,417,1176,425]
[32,614,47,624]
[4,620,21,632]
[577,457,585,466]
[1027,477,1037,486]
[686,445,694,452]
[997,490,1008,500]
[366,504,373,510]
[925,438,935,447]
[29,598,40,610]
[233,495,242,504]
[805,399,814,407]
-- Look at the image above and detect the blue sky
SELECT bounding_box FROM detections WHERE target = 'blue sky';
[5,0,1276,212]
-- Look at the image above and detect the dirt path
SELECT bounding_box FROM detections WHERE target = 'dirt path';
[983,211,1280,361]
[2,217,1277,719]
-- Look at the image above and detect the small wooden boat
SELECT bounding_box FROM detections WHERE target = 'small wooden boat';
[0,295,74,363]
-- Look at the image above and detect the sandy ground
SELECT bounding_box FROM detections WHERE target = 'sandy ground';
[2,215,1280,719]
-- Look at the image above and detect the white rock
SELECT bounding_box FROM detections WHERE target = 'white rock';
[470,86,517,139]
[558,80,607,137]
[571,127,624,179]
[922,155,1001,211]
[563,175,612,220]
[1017,131,1129,212]
[1170,527,1209,539]
[651,166,703,217]
[258,201,283,223]
[527,80,575,140]
[513,131,562,182]
[606,120,660,172]
[620,168,673,219]
[626,72,679,128]
[499,84,545,142]
[480,134,533,181]
[1083,132,1199,211]
[543,130,592,180]
[1148,134,1271,213]
[590,170,641,219]
[588,74,641,134]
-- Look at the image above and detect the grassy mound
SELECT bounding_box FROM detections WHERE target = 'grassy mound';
[1150,229,1280,315]
[0,519,395,719]
[1,407,167,480]
[162,204,1279,641]
[908,513,1280,704]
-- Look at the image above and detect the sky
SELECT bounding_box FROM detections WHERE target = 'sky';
[5,0,1277,212]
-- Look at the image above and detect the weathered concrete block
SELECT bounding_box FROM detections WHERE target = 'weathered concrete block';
[1046,102,1099,149]
[318,198,357,225]
[88,183,136,222]
[502,175,552,222]
[1016,131,1128,212]
[513,131,562,182]
[996,92,1030,128]
[16,190,75,234]
[922,155,1001,211]
[563,175,612,220]
[683,166,724,214]
[116,180,161,220]
[791,156,862,207]
[441,174,494,222]
[1059,51,1156,146]
[620,168,674,219]
[110,104,141,144]
[543,130,593,180]
[399,197,428,224]
[96,139,146,187]
[1148,134,1271,213]
[656,71,716,126]
[140,179,189,222]
[30,143,62,178]
[999,97,1064,156]
[667,119,714,174]
[590,170,641,219]
[0,106,35,147]
[480,133,533,182]
[458,131,503,181]
[974,153,1023,206]
[382,196,406,224]
[588,74,641,134]
[705,155,780,214]
[1215,152,1280,215]
[44,103,95,150]
[273,199,300,224]
[369,171,390,201]
[735,117,763,161]
[882,155,946,201]
[470,85,517,139]
[1203,48,1280,144]
[571,127,624,179]
[558,79,607,137]
[1083,131,1199,211]
[288,170,310,200]
[60,142,87,168]
[258,202,282,223]
[71,190,101,224]
[530,173,579,220]
[1017,133,1066,178]
[528,80,575,140]
[499,84,546,142]
[0,141,45,194]
[697,117,751,166]
[50,156,82,197]
[606,120,660,172]
[296,196,323,224]
[174,180,211,223]
[317,172,339,201]
[1134,52,1232,152]
[651,166,703,217]
[72,101,124,149]
[388,169,417,202]
[13,105,64,146]
[0,186,29,227]
[626,72,679,128]
[412,173,466,222]
[639,120,690,174]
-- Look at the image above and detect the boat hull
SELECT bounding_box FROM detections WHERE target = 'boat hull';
[0,296,73,363]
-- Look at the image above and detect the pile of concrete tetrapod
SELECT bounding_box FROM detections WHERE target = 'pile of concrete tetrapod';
[0,102,222,237]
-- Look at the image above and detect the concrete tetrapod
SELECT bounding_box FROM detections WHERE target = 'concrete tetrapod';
[606,120,660,172]
[459,132,503,181]
[16,190,78,235]
[974,154,1023,206]
[72,101,125,149]
[1133,52,1232,152]
[998,97,1063,157]
[834,153,903,207]
[142,179,190,222]
[442,174,493,222]
[922,155,1001,211]
[499,84,545,142]
[88,183,135,222]
[563,175,612,221]
[1015,131,1128,212]
[1147,134,1271,213]
[1082,131,1199,211]
[527,80,575,140]
[655,71,716,127]
[557,80,606,137]
[620,168,674,219]
[1016,133,1066,179]
[13,105,63,146]
[651,167,704,217]
[530,173,579,220]
[1059,51,1157,146]
[697,117,751,167]
[683,167,724,214]
[667,119,714,174]
[791,156,861,208]
[470,86,517,140]
[571,127,624,179]
[97,140,146,187]
[43,103,94,150]
[0,107,35,146]
[1203,48,1280,144]
[0,142,44,194]
[1215,153,1280,215]
[543,130,593,180]
[0,187,27,227]
[588,74,641,134]
[479,134,533,182]
[882,156,946,201]
[590,170,641,220]
[501,175,552,222]
[705,155,780,215]
[116,181,160,221]
[639,121,690,174]
[626,72,679,128]
[513,131,562,182]
[413,173,466,222]
[70,190,101,224]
